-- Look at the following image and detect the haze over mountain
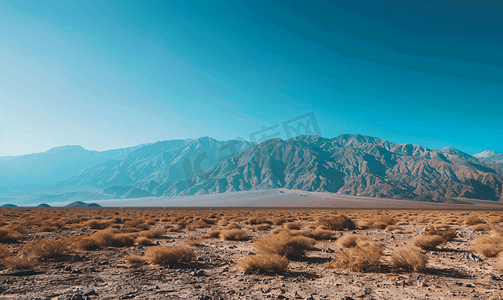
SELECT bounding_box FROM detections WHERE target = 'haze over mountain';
[0,134,502,205]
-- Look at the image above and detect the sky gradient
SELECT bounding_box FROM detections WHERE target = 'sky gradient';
[1,0,502,156]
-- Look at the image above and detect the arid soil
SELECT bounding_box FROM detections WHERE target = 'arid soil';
[1,208,503,300]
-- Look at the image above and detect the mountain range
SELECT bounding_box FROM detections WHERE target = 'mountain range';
[1,134,502,205]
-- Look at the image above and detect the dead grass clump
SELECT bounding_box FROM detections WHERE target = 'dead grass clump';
[317,214,356,231]
[134,236,154,246]
[219,229,251,241]
[0,228,23,243]
[471,224,491,232]
[0,244,12,260]
[308,229,334,240]
[254,231,317,258]
[138,228,166,238]
[255,224,271,231]
[424,225,457,241]
[337,235,375,248]
[76,229,136,250]
[145,246,195,266]
[470,244,503,258]
[83,219,111,229]
[371,216,396,229]
[464,215,485,226]
[206,229,221,238]
[237,254,289,274]
[2,256,37,269]
[272,217,287,225]
[225,222,242,230]
[412,234,446,251]
[184,236,202,246]
[488,216,503,224]
[471,236,503,257]
[25,236,72,260]
[124,254,145,267]
[391,247,428,272]
[247,217,270,225]
[325,242,383,272]
[283,222,301,230]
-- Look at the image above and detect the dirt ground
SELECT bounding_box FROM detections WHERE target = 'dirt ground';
[1,208,503,300]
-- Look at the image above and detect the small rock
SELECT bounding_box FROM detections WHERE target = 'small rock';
[64,266,72,272]
[341,297,354,300]
[71,295,84,300]
[466,283,475,287]
[98,260,109,266]
[84,289,97,296]
[199,296,211,300]
[72,255,84,262]
[417,281,427,287]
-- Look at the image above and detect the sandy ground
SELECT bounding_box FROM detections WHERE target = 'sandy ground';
[50,189,503,210]
[1,220,503,300]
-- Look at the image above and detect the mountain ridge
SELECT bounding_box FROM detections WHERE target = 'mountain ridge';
[1,134,502,205]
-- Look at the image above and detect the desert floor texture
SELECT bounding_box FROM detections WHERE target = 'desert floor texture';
[1,207,503,300]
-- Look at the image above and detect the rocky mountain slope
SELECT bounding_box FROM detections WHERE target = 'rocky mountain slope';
[0,145,141,194]
[160,135,503,202]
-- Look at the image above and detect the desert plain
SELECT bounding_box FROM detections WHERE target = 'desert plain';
[1,200,503,299]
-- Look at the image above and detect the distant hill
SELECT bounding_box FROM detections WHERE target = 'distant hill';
[65,201,101,208]
[36,203,51,208]
[0,204,17,208]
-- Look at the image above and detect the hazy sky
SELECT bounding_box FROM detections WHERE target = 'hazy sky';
[1,0,502,156]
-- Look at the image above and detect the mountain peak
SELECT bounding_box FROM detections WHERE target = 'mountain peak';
[474,150,501,158]
[45,145,86,154]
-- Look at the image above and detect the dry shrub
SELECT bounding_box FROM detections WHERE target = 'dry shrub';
[254,231,317,258]
[391,247,428,272]
[2,256,37,269]
[471,236,503,257]
[76,229,135,250]
[385,225,401,232]
[145,246,195,266]
[185,236,202,246]
[237,254,288,274]
[371,216,395,229]
[225,222,242,230]
[39,226,59,232]
[412,234,446,251]
[471,244,503,257]
[325,241,383,272]
[465,215,485,226]
[187,219,212,230]
[25,236,72,260]
[83,219,110,229]
[134,236,154,246]
[255,224,271,231]
[206,229,221,238]
[0,244,12,260]
[272,217,287,225]
[308,229,334,240]
[415,217,429,225]
[284,222,301,230]
[424,225,457,241]
[471,224,491,232]
[488,216,503,224]
[317,215,356,231]
[124,254,145,267]
[0,228,23,243]
[138,228,166,238]
[337,235,376,249]
[247,217,270,225]
[219,229,251,241]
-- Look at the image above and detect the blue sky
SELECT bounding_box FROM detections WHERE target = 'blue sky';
[0,0,502,156]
